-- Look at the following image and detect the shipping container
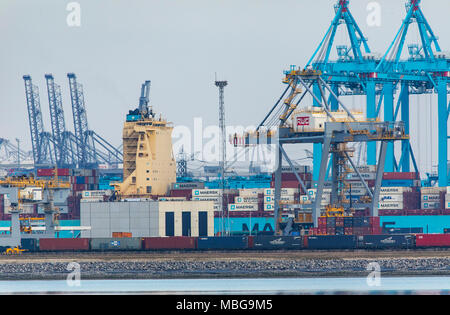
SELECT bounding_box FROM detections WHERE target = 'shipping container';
[416,234,450,247]
[228,204,258,211]
[251,236,303,250]
[378,194,403,202]
[197,236,249,250]
[20,238,38,252]
[383,172,419,180]
[381,180,416,187]
[90,238,142,251]
[378,202,403,210]
[39,238,90,251]
[192,189,220,197]
[358,235,414,249]
[235,196,259,204]
[142,237,197,250]
[264,188,299,196]
[421,194,441,202]
[384,227,423,234]
[306,235,357,249]
[171,182,204,190]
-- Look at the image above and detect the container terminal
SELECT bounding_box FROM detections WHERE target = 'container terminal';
[0,0,450,253]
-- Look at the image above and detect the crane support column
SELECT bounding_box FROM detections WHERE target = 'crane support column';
[366,80,377,165]
[313,83,322,181]
[438,79,448,187]
[371,141,388,217]
[383,82,395,172]
[400,82,410,172]
[313,135,332,227]
[274,143,283,235]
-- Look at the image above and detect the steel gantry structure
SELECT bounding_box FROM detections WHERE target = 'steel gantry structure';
[305,0,449,186]
[45,74,77,168]
[23,75,55,167]
[374,0,450,186]
[22,74,123,170]
[242,70,408,234]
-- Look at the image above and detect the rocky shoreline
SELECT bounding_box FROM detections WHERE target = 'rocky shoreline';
[2,256,450,280]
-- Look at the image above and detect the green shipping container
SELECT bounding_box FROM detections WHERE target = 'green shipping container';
[90,237,142,251]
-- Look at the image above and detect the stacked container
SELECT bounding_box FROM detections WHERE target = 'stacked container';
[381,172,420,187]
[313,216,381,236]
[420,187,445,213]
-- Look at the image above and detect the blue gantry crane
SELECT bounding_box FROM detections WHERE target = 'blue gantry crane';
[23,75,55,167]
[45,74,77,168]
[374,0,449,186]
[67,73,123,168]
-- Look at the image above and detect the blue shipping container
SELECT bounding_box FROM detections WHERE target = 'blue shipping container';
[307,235,357,249]
[197,236,249,250]
[358,235,414,249]
[381,180,414,187]
[252,236,303,250]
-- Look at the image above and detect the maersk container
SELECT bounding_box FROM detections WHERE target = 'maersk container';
[381,180,415,187]
[252,236,303,250]
[39,238,90,251]
[306,235,356,249]
[197,236,249,250]
[142,237,197,250]
[358,235,414,249]
[90,238,142,251]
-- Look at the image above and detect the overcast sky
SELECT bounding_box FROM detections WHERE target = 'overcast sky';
[0,0,449,174]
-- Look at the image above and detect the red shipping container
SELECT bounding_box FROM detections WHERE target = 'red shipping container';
[37,168,70,177]
[344,227,353,235]
[416,234,450,247]
[39,238,90,251]
[382,172,419,180]
[335,217,344,227]
[318,228,327,235]
[142,237,197,250]
[170,189,192,198]
[442,209,450,215]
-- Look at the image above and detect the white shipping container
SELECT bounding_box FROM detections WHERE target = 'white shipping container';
[192,189,220,197]
[346,172,376,180]
[158,197,187,201]
[421,194,441,202]
[235,196,259,204]
[264,188,298,196]
[228,203,258,211]
[263,195,295,203]
[307,188,332,196]
[82,190,113,199]
[379,194,403,202]
[239,189,264,197]
[380,187,412,194]
[192,196,220,203]
[356,165,377,173]
[378,202,403,209]
[421,202,441,209]
[344,188,368,196]
[446,187,450,194]
[421,187,446,194]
